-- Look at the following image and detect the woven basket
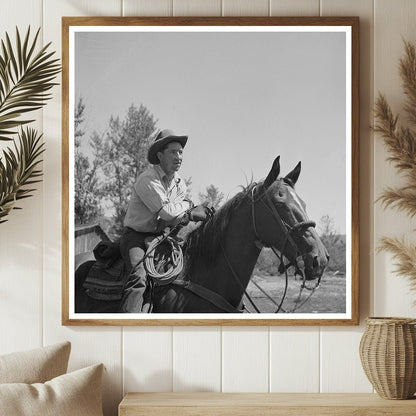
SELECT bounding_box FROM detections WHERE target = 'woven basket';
[359,317,416,399]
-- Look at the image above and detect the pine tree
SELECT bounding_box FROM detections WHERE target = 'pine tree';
[74,97,102,225]
[199,184,224,209]
[98,104,157,238]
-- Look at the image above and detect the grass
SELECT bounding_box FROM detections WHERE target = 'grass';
[245,272,346,314]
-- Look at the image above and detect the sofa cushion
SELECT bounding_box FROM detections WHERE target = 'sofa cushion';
[0,363,104,416]
[0,341,71,384]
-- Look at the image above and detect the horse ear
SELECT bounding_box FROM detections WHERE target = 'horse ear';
[264,156,281,189]
[285,161,301,186]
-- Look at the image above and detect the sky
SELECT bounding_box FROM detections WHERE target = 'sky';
[73,28,348,234]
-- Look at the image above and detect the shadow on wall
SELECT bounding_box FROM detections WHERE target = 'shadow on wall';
[102,366,123,416]
[123,368,218,393]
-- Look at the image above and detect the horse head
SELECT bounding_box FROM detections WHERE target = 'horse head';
[254,156,329,281]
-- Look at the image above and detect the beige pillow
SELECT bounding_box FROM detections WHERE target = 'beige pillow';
[0,341,71,384]
[0,363,104,416]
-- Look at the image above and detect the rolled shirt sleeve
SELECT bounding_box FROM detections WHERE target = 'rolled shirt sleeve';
[136,175,191,222]
[124,166,192,233]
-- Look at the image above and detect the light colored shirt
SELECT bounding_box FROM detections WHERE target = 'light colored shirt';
[124,165,191,233]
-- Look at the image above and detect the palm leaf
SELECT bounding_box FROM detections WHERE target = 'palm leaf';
[0,26,61,141]
[0,127,45,222]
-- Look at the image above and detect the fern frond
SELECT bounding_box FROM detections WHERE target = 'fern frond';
[379,237,416,298]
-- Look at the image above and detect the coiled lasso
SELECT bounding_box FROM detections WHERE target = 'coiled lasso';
[143,234,184,285]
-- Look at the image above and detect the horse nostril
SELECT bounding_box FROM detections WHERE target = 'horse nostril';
[313,256,319,270]
[326,254,330,262]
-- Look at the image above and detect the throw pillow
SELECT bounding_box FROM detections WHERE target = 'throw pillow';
[0,341,71,384]
[0,363,104,416]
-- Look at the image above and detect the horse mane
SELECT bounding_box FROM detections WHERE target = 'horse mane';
[183,182,258,279]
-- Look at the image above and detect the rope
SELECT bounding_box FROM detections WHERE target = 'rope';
[127,221,186,286]
[144,235,184,285]
[249,278,281,309]
[283,267,322,313]
[290,284,320,312]
[271,247,289,313]
[142,205,214,285]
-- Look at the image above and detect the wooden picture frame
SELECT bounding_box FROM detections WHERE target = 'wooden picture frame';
[62,16,359,326]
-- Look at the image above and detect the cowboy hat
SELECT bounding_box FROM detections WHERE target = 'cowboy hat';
[147,129,188,165]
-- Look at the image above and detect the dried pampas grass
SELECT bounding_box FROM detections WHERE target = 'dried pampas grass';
[375,40,416,298]
[378,237,416,295]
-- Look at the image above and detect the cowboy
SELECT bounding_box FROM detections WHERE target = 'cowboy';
[119,129,211,313]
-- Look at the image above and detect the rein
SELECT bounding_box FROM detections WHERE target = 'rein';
[221,183,319,314]
[136,183,320,314]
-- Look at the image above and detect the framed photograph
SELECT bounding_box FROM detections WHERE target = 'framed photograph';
[62,17,359,326]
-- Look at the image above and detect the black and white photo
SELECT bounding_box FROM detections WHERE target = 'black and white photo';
[62,17,359,325]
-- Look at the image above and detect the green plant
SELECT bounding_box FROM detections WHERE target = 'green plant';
[0,27,60,223]
[375,40,416,297]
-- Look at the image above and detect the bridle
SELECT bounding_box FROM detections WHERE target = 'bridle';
[141,181,323,314]
[250,182,316,270]
[221,181,321,313]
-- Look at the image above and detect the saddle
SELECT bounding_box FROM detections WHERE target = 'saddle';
[83,240,127,301]
[83,235,183,302]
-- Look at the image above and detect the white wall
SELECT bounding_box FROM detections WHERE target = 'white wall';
[1,1,416,415]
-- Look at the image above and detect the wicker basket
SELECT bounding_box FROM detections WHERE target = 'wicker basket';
[359,317,416,399]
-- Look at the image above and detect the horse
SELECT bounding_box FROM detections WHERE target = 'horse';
[75,156,329,313]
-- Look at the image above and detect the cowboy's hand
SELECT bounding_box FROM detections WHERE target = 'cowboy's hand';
[189,205,212,222]
[202,201,216,217]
